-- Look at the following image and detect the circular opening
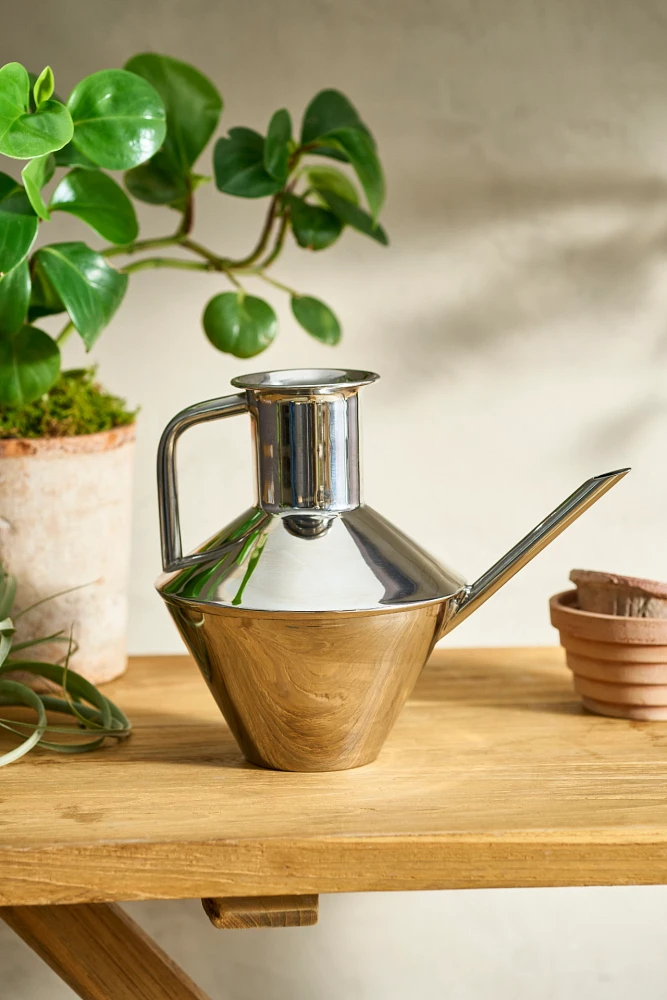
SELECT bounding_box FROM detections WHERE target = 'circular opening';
[231,368,380,391]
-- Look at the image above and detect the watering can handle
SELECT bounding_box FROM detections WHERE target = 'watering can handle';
[157,393,248,573]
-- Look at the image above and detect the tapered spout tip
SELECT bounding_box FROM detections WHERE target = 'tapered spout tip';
[595,468,631,480]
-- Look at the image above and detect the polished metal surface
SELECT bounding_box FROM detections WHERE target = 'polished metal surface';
[164,597,446,771]
[157,392,248,572]
[156,367,630,771]
[157,504,467,612]
[157,369,379,574]
[231,367,379,392]
[245,379,365,513]
[444,467,631,634]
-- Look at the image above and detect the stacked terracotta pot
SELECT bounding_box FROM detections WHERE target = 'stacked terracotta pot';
[550,570,667,720]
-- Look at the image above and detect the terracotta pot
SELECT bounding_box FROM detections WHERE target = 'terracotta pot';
[0,425,136,684]
[550,589,667,720]
[570,568,667,619]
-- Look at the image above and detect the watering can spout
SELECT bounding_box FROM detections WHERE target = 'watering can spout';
[443,468,630,636]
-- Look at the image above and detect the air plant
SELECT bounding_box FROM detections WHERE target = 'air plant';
[0,566,131,766]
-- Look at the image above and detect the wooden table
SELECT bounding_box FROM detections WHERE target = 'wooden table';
[2,647,667,999]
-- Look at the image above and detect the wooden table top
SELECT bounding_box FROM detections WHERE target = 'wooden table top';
[2,648,667,906]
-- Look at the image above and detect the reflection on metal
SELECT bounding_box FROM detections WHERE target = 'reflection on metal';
[158,504,465,612]
[282,515,336,539]
[156,368,630,771]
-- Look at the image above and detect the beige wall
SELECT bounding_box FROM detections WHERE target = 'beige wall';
[3,0,667,996]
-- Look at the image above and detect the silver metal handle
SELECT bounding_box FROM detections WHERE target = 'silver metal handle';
[157,393,248,572]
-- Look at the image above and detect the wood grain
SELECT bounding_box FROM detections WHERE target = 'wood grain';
[0,903,210,1000]
[202,894,318,928]
[2,648,667,906]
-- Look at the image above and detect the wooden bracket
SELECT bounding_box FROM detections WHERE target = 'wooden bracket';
[1,902,211,1000]
[202,894,319,929]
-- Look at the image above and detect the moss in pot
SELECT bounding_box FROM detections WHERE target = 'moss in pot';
[0,368,137,439]
[550,570,667,720]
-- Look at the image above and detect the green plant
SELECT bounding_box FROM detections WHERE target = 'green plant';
[0,55,388,407]
[0,566,131,766]
[0,367,137,438]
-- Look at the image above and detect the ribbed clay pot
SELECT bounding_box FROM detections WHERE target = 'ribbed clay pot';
[0,426,136,684]
[570,569,667,619]
[550,589,667,719]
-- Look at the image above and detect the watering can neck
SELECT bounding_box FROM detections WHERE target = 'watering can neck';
[233,369,379,515]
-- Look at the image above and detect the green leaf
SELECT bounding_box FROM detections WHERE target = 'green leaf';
[228,126,261,143]
[124,54,221,210]
[67,69,166,170]
[0,172,38,274]
[0,569,16,620]
[300,90,384,212]
[54,142,97,169]
[301,89,369,145]
[291,295,341,345]
[285,194,342,251]
[0,678,46,766]
[35,243,128,349]
[33,66,54,108]
[21,154,55,221]
[50,169,138,244]
[316,128,384,218]
[28,260,65,320]
[306,166,358,206]
[308,145,348,164]
[124,53,222,174]
[214,129,282,199]
[0,325,60,405]
[264,109,291,182]
[203,292,277,357]
[27,72,64,114]
[0,62,73,159]
[0,260,30,335]
[0,615,13,667]
[124,158,189,207]
[316,189,388,245]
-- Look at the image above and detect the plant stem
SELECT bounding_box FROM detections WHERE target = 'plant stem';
[120,257,213,275]
[103,234,182,259]
[256,210,290,269]
[224,270,244,292]
[178,190,195,237]
[179,238,225,268]
[100,190,289,275]
[55,320,75,346]
[226,194,280,269]
[109,252,290,302]
[254,271,301,297]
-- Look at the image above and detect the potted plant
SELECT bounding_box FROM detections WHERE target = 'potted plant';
[0,55,388,681]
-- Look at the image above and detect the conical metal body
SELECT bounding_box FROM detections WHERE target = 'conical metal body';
[159,505,465,612]
[156,369,628,771]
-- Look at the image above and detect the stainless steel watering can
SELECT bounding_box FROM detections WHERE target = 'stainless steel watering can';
[156,368,628,771]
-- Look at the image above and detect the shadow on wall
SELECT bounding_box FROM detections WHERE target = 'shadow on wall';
[386,171,667,345]
[395,172,667,232]
[366,169,667,435]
